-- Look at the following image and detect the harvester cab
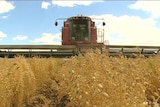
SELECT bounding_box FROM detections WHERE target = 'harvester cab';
[55,15,106,45]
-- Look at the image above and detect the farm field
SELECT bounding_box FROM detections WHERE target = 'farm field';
[0,50,160,107]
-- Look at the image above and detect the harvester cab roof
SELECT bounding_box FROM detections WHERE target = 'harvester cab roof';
[54,15,106,26]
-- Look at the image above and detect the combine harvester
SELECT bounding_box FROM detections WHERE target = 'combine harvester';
[0,15,160,58]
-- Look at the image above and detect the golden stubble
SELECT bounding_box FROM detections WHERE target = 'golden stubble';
[0,51,160,107]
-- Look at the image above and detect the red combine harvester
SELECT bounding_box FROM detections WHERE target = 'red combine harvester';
[55,15,105,45]
[0,15,160,58]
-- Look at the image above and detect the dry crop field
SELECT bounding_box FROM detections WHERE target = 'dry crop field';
[0,50,160,107]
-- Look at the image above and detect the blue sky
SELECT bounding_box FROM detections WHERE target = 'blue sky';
[0,0,160,45]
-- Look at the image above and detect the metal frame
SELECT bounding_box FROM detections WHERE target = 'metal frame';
[0,45,160,58]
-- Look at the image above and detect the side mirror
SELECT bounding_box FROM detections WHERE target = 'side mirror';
[102,22,105,26]
[55,21,58,26]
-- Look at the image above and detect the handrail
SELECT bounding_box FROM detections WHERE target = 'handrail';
[0,45,76,49]
[0,45,159,50]
[106,45,160,49]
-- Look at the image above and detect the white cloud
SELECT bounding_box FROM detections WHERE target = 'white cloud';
[91,14,160,46]
[41,1,51,9]
[1,15,8,19]
[52,0,103,7]
[0,1,15,14]
[129,1,160,18]
[13,35,28,41]
[0,31,7,40]
[32,33,61,45]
